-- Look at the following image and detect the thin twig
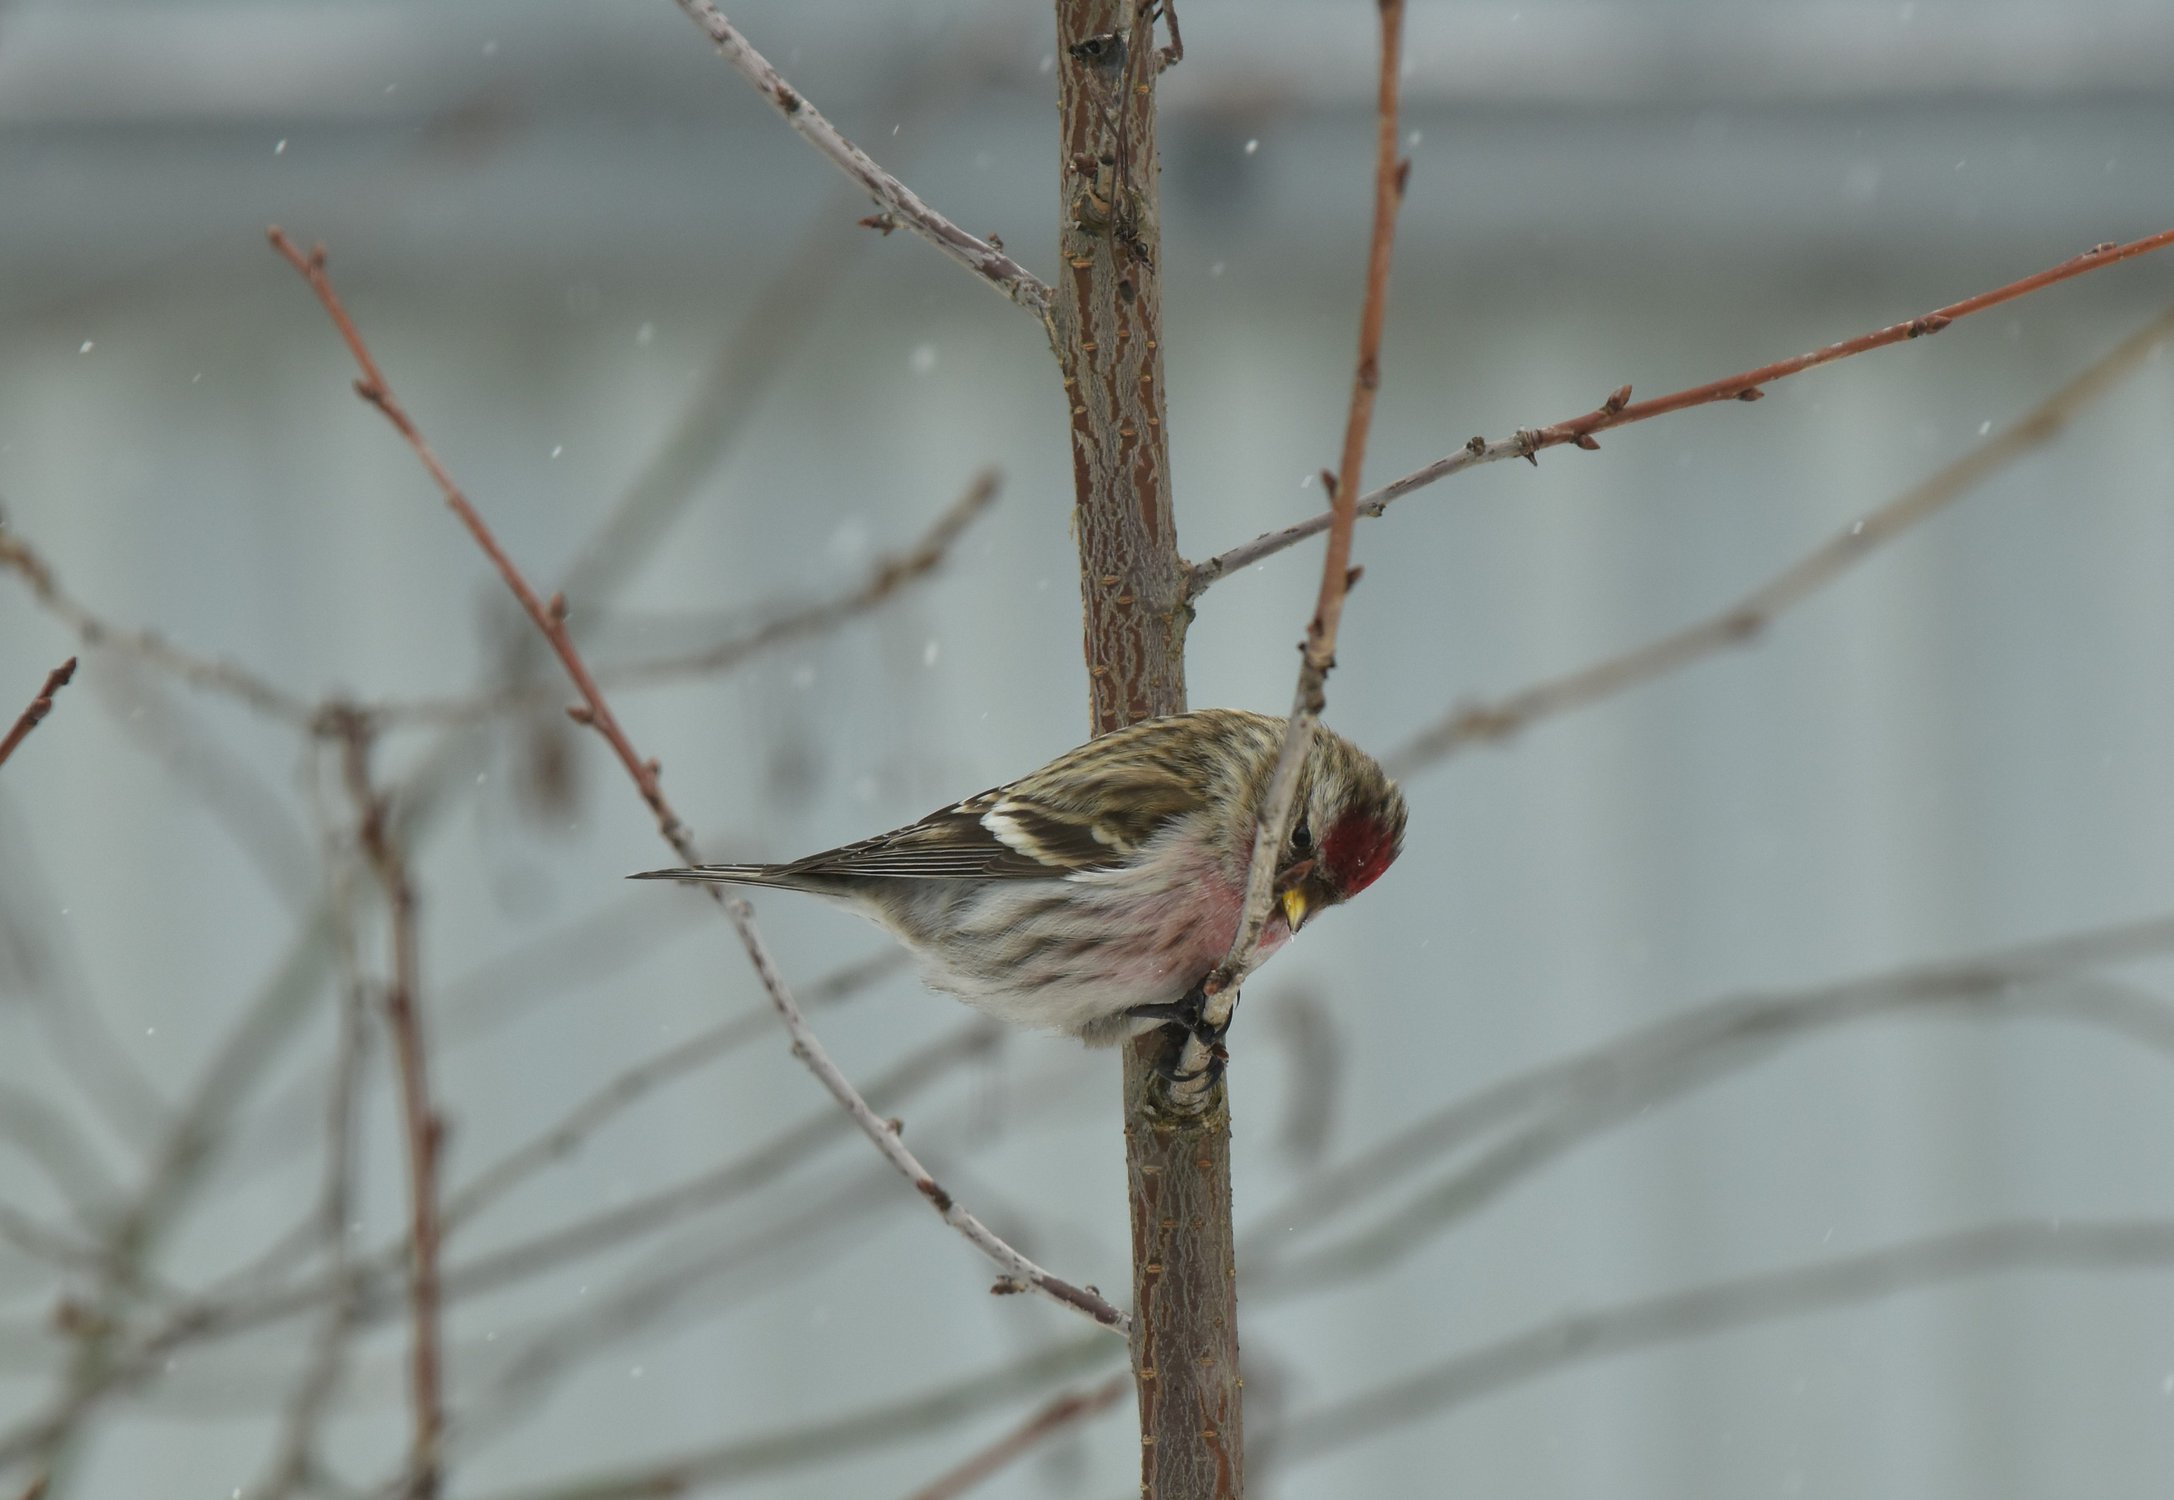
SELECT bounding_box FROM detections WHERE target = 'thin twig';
[1181,0,1409,1096]
[253,752,373,1500]
[469,1334,1118,1500]
[86,665,318,903]
[724,911,1127,1330]
[1186,223,2174,595]
[363,472,1001,727]
[0,846,173,1149]
[0,658,76,770]
[1387,302,2174,773]
[1264,972,2174,1296]
[233,947,904,1217]
[456,1175,894,1450]
[16,913,337,1481]
[1246,913,2174,1288]
[666,0,1053,321]
[0,1018,1061,1465]
[0,1084,126,1221]
[267,227,1124,1337]
[447,1045,1087,1458]
[0,1205,109,1275]
[0,532,317,725]
[1276,1217,2174,1464]
[222,901,759,1195]
[334,720,444,1500]
[456,37,978,794]
[268,227,693,852]
[439,1014,998,1242]
[899,1372,1130,1500]
[1154,0,1185,71]
[420,1021,988,1304]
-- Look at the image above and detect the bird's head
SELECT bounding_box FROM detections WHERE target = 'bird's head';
[1273,729,1407,933]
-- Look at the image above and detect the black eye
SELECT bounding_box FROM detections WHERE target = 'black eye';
[1291,819,1313,853]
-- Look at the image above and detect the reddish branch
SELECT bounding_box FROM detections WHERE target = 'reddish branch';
[0,658,77,770]
[268,228,696,859]
[1187,221,2174,594]
[1192,0,1409,1075]
[1542,228,2174,442]
[1389,303,2174,772]
[332,718,443,1498]
[267,228,1124,1337]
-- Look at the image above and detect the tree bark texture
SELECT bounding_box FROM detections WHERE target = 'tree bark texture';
[1053,3,1242,1495]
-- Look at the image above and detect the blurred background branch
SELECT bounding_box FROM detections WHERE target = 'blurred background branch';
[4,2,2174,1498]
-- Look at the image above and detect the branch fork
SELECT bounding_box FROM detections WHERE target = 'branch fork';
[269,229,1126,1342]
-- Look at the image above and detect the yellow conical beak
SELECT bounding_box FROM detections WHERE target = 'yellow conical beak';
[1282,888,1311,933]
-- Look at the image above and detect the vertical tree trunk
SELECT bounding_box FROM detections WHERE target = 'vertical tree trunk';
[1052,3,1241,1494]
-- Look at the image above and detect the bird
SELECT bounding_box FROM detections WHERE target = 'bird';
[632,708,1405,1053]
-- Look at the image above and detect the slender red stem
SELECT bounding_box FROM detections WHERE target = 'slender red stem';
[0,658,78,770]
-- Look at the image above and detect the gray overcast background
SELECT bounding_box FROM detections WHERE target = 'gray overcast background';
[5,2,2174,1497]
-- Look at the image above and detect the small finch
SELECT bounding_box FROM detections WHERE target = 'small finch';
[633,708,1406,1049]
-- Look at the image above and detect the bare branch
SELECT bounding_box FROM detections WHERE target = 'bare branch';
[1264,973,2174,1296]
[1183,0,1409,1097]
[556,162,884,609]
[0,1204,108,1276]
[1277,1217,2174,1464]
[444,1051,1106,1459]
[0,531,317,724]
[666,0,1054,321]
[85,666,318,903]
[364,471,1002,727]
[1248,914,2174,1290]
[425,1019,1001,1302]
[10,914,338,1480]
[0,1083,127,1219]
[468,1334,1119,1500]
[1387,303,2174,773]
[0,658,76,770]
[456,1175,895,1450]
[5,1013,1025,1457]
[1153,0,1185,71]
[719,908,1127,1331]
[251,762,372,1500]
[439,1013,997,1241]
[1187,223,2174,595]
[899,1372,1130,1500]
[0,1017,1043,1460]
[267,228,1124,1337]
[333,720,444,1499]
[268,227,697,858]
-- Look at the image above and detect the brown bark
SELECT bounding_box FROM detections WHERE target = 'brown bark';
[1053,3,1240,1494]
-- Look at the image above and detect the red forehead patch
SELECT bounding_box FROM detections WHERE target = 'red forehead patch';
[1322,811,1400,896]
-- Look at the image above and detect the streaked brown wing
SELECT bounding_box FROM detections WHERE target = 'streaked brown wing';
[778,711,1261,882]
[779,784,1177,882]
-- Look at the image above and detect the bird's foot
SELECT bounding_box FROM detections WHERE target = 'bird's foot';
[1125,980,1229,1044]
[1151,1036,1228,1089]
[1131,980,1234,1088]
